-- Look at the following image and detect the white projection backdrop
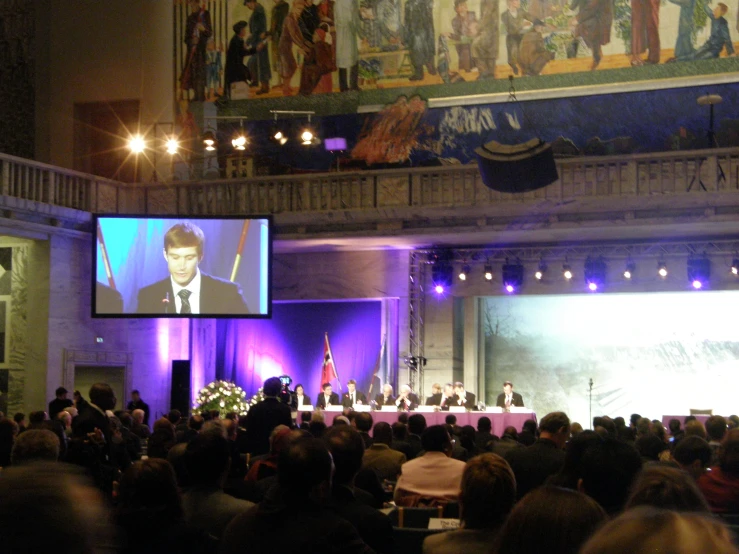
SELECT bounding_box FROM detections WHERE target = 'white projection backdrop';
[482,291,739,427]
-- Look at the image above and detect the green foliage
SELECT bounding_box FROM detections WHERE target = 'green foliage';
[693,0,709,42]
[614,0,633,52]
[194,380,250,415]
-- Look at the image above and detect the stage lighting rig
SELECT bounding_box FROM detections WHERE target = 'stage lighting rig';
[403,356,427,370]
[502,259,524,293]
[429,250,454,294]
[484,264,494,281]
[458,264,470,281]
[584,256,607,292]
[687,256,710,289]
[658,261,668,278]
[731,258,739,275]
[623,260,636,280]
[534,260,547,281]
[562,263,573,281]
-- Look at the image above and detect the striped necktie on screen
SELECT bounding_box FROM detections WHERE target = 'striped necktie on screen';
[178,289,192,314]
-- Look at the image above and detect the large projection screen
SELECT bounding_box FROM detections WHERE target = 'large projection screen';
[482,291,739,425]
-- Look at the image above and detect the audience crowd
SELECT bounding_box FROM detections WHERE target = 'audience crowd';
[0,376,737,553]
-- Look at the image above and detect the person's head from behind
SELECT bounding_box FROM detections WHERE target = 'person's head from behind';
[263,376,282,397]
[132,409,145,425]
[57,411,72,430]
[269,425,293,456]
[478,416,492,433]
[373,421,393,446]
[630,413,642,428]
[324,426,364,486]
[673,436,712,479]
[684,420,706,440]
[188,414,204,431]
[580,507,739,554]
[636,417,651,437]
[408,414,427,435]
[625,465,710,513]
[503,425,518,439]
[636,433,668,462]
[279,436,333,500]
[28,411,47,425]
[55,386,68,400]
[445,414,457,426]
[494,485,607,554]
[353,412,373,433]
[11,429,59,465]
[163,222,205,287]
[131,390,141,402]
[421,425,453,456]
[555,430,601,488]
[522,419,537,434]
[391,421,408,441]
[167,410,182,426]
[539,411,570,449]
[578,436,643,514]
[705,415,727,443]
[719,428,739,476]
[669,418,682,435]
[308,420,327,438]
[89,383,116,412]
[185,431,231,487]
[459,453,516,530]
[0,417,18,442]
[117,459,182,525]
[570,422,584,436]
[0,463,110,554]
[13,412,25,426]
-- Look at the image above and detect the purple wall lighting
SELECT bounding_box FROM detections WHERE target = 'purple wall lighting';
[324,137,347,151]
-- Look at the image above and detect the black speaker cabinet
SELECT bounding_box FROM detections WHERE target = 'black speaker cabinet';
[475,137,559,193]
[170,360,191,416]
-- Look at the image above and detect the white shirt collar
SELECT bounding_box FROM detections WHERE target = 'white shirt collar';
[170,269,202,313]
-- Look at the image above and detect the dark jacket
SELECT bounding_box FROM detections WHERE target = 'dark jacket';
[245,397,292,456]
[505,438,565,500]
[316,392,341,409]
[328,485,394,554]
[136,273,249,315]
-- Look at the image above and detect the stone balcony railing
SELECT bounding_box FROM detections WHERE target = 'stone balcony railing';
[2,148,739,240]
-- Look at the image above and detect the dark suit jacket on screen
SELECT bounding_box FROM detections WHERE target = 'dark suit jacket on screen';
[317,392,341,408]
[496,392,525,408]
[135,273,249,315]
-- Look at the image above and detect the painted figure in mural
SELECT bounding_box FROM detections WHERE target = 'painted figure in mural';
[225,21,266,99]
[570,0,613,69]
[671,2,734,60]
[403,0,436,80]
[336,0,362,90]
[448,0,478,72]
[668,0,697,57]
[630,0,661,65]
[205,39,223,99]
[245,0,273,95]
[181,0,213,102]
[471,0,499,79]
[518,19,555,75]
[360,0,381,48]
[376,0,403,47]
[314,0,336,93]
[501,0,533,75]
[279,0,312,95]
[270,0,290,84]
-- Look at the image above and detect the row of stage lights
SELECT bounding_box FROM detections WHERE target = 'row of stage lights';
[431,256,739,294]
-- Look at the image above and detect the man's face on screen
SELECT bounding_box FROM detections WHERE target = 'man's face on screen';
[164,245,201,286]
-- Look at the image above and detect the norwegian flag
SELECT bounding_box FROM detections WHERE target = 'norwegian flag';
[321,332,338,385]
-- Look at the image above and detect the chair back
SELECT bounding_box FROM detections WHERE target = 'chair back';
[389,506,444,528]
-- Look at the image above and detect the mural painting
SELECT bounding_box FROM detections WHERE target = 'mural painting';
[174,0,739,103]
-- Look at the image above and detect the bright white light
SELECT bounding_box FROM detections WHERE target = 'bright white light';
[588,282,598,292]
[274,130,284,140]
[624,270,632,279]
[535,271,543,280]
[128,135,146,153]
[505,284,515,293]
[165,138,179,155]
[205,144,216,152]
[434,285,444,294]
[732,266,738,275]
[279,137,288,145]
[458,272,467,281]
[692,280,703,289]
[232,134,247,149]
[484,271,493,281]
[301,129,314,144]
[658,267,668,278]
[564,269,573,280]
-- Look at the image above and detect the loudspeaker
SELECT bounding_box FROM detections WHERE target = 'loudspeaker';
[475,137,559,193]
[170,360,191,416]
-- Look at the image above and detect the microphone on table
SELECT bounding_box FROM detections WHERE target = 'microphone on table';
[162,292,170,314]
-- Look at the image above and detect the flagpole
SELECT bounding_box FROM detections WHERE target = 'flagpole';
[326,331,343,393]
[368,333,386,396]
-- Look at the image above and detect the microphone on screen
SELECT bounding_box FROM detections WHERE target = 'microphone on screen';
[162,292,170,314]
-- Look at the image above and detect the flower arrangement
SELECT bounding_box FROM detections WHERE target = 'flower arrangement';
[248,388,265,407]
[193,380,250,415]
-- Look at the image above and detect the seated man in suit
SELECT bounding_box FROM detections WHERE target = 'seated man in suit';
[496,381,525,410]
[316,383,340,409]
[136,221,249,315]
[394,425,466,506]
[374,384,395,407]
[395,384,420,411]
[433,383,458,410]
[453,382,476,410]
[341,379,367,408]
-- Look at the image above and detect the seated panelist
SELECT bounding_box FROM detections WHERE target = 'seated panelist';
[495,381,525,411]
[341,379,367,408]
[395,384,420,411]
[290,384,311,410]
[316,382,340,409]
[374,384,395,407]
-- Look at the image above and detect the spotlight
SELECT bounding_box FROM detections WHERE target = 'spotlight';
[231,130,248,150]
[484,264,493,281]
[502,259,524,293]
[458,264,470,281]
[658,261,668,278]
[687,256,710,290]
[202,130,216,151]
[584,256,607,292]
[430,251,454,294]
[623,260,636,280]
[563,264,573,280]
[128,134,146,154]
[165,137,179,155]
[731,258,739,275]
[300,128,315,145]
[434,284,445,294]
[534,261,547,281]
